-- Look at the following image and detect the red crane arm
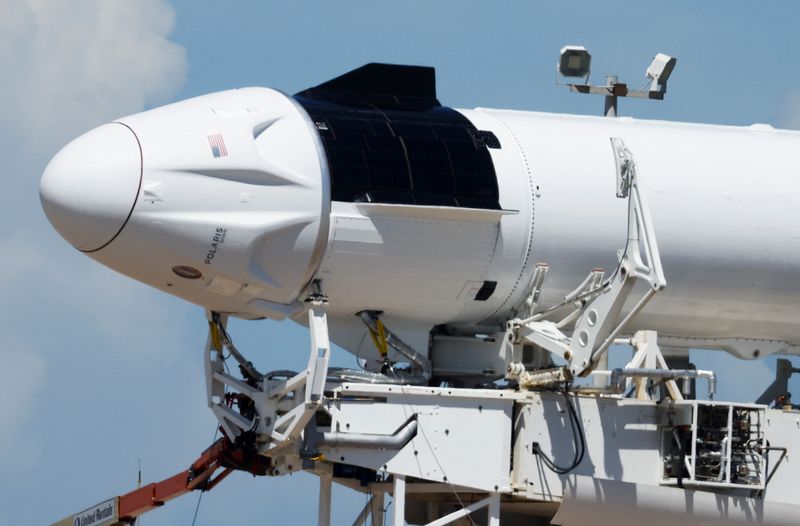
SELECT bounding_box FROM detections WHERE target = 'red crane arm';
[52,436,269,526]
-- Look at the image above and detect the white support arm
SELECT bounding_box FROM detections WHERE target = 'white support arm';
[507,137,666,380]
[566,138,666,375]
[203,307,332,456]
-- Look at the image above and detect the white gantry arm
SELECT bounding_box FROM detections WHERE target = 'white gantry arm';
[507,137,667,382]
[203,307,331,456]
[264,308,331,453]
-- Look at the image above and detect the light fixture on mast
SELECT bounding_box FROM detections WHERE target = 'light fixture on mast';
[558,45,592,81]
[557,46,677,117]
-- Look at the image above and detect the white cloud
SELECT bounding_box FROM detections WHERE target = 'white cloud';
[0,0,188,479]
[0,0,187,151]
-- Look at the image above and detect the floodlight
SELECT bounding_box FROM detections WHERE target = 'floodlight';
[646,53,677,92]
[557,45,677,116]
[559,45,591,79]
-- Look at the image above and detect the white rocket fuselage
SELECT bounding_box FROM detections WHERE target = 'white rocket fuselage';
[475,109,800,355]
[38,82,800,360]
[321,107,800,357]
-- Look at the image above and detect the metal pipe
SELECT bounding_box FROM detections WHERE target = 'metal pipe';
[326,368,424,385]
[604,75,618,117]
[358,311,432,381]
[610,367,717,399]
[760,446,788,487]
[318,418,418,449]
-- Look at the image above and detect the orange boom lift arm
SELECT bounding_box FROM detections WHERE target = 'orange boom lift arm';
[53,435,269,525]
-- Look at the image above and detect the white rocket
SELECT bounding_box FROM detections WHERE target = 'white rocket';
[39,63,800,374]
[40,63,800,526]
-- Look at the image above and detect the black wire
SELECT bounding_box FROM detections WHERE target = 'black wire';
[531,385,586,475]
[673,427,685,488]
[190,427,220,526]
[190,488,204,526]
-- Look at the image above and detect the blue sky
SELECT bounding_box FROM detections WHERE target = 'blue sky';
[1,1,800,524]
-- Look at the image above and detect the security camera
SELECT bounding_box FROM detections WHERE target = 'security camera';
[646,53,677,93]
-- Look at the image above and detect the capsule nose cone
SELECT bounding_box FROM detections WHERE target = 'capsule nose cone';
[40,123,142,252]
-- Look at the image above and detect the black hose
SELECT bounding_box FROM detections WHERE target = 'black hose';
[531,385,586,475]
[673,427,685,488]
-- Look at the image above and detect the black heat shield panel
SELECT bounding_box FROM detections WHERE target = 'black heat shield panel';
[295,63,500,210]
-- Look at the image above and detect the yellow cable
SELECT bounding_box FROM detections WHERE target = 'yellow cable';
[208,320,222,352]
[376,318,388,357]
[367,317,389,357]
[368,327,382,355]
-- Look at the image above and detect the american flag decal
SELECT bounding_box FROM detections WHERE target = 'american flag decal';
[207,133,228,158]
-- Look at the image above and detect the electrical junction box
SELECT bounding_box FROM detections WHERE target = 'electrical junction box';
[659,401,766,489]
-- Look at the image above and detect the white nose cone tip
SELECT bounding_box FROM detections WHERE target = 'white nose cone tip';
[40,122,142,252]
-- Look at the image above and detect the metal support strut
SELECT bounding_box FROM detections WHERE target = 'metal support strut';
[608,330,716,400]
[506,136,667,383]
[204,307,331,457]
